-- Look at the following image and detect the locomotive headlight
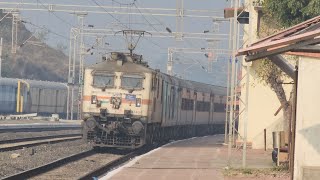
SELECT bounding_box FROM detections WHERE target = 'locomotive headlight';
[91,95,97,104]
[85,118,96,129]
[136,98,141,107]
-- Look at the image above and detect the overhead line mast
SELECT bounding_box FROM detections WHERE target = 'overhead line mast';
[3,1,228,120]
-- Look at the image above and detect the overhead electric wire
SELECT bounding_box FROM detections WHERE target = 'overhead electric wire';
[134,1,207,70]
[90,0,168,51]
[0,0,24,23]
[37,0,75,28]
[31,0,114,53]
[90,0,130,30]
[90,0,208,72]
[22,20,71,41]
[135,0,173,30]
[112,0,136,6]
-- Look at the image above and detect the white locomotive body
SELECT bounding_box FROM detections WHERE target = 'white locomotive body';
[82,52,226,149]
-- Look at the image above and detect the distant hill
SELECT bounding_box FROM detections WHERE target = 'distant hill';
[0,11,68,82]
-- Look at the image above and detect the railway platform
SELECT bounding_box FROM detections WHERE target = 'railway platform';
[103,135,274,180]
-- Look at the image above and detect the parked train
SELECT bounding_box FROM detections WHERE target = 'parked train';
[82,52,227,149]
[0,78,74,118]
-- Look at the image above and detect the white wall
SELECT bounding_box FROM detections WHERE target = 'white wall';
[238,0,292,149]
[294,56,320,180]
[239,61,290,149]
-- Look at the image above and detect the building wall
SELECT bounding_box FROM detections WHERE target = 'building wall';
[239,61,290,149]
[238,0,292,149]
[294,56,320,180]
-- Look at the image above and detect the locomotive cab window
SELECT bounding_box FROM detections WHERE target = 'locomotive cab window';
[121,75,144,89]
[93,73,114,88]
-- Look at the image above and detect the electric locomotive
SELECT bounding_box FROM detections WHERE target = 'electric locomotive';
[82,52,227,149]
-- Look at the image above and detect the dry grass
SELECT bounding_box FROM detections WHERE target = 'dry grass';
[223,165,289,178]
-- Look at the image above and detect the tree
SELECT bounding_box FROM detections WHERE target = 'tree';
[256,59,295,131]
[263,0,320,27]
[254,0,319,130]
[56,42,67,54]
[34,28,49,43]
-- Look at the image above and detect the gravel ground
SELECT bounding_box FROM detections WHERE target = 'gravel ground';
[31,153,121,180]
[0,139,92,178]
[0,129,82,141]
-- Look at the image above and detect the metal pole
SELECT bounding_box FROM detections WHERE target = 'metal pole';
[77,13,87,120]
[233,7,241,146]
[167,48,173,75]
[11,12,18,54]
[70,33,77,120]
[176,0,184,40]
[290,67,298,180]
[232,58,238,145]
[0,38,2,77]
[66,30,73,120]
[243,62,250,167]
[243,0,252,168]
[228,0,238,167]
[225,0,234,144]
[224,56,230,144]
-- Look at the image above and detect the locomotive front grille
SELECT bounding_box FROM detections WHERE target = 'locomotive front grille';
[86,130,142,148]
[101,135,141,147]
[87,131,95,141]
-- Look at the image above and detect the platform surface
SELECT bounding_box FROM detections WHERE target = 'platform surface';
[104,135,273,180]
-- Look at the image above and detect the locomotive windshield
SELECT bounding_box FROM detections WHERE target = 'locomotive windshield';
[121,75,143,89]
[93,74,114,87]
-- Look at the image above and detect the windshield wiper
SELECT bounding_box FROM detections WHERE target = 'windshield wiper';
[105,79,111,85]
[134,81,141,88]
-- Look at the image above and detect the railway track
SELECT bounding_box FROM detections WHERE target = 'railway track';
[0,124,81,133]
[1,145,157,180]
[0,134,82,152]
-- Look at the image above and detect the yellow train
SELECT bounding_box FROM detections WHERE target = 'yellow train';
[82,52,226,149]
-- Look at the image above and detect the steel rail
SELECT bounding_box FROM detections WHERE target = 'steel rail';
[79,145,158,180]
[0,126,81,133]
[1,149,95,180]
[0,133,82,145]
[0,135,82,152]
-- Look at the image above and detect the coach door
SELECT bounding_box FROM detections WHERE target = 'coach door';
[208,94,214,124]
[192,91,197,125]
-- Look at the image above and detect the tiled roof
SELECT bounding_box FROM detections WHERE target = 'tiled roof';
[237,15,320,59]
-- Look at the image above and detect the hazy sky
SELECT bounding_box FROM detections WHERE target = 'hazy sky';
[1,0,232,86]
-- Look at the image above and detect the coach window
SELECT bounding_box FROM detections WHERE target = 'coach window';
[121,75,144,89]
[93,73,114,88]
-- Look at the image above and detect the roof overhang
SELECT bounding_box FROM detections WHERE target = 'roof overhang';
[237,15,320,62]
